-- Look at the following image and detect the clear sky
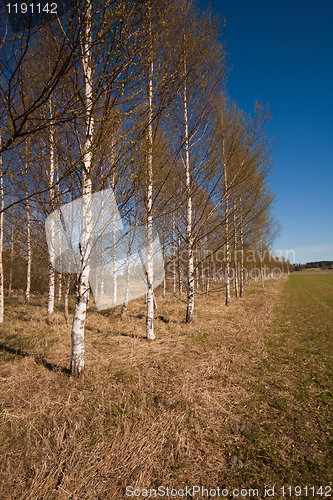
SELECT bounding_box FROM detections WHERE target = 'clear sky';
[197,0,333,264]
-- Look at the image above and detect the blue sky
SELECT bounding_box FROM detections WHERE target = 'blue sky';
[198,0,333,264]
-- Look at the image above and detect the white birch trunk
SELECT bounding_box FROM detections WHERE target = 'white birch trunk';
[201,238,206,291]
[71,1,94,375]
[100,232,104,297]
[47,263,55,314]
[122,238,131,314]
[56,159,62,304]
[260,235,264,288]
[184,57,194,323]
[112,214,117,306]
[239,196,244,298]
[25,146,31,305]
[146,19,155,340]
[25,201,31,304]
[204,236,209,296]
[162,210,166,298]
[224,221,230,306]
[64,275,70,324]
[47,101,55,315]
[0,133,3,322]
[223,146,230,307]
[177,219,183,296]
[172,210,176,296]
[111,169,117,306]
[233,198,239,299]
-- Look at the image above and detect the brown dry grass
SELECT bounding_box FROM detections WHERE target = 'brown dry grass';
[0,276,295,499]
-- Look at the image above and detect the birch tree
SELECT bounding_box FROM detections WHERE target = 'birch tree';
[239,195,244,297]
[47,99,56,315]
[172,210,176,296]
[223,139,231,307]
[233,197,239,299]
[169,0,226,321]
[145,8,155,340]
[182,46,195,322]
[25,142,32,304]
[70,0,94,376]
[134,0,179,339]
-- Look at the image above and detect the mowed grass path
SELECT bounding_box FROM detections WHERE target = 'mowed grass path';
[240,274,333,488]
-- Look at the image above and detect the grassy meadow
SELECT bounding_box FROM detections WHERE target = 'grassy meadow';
[0,273,332,499]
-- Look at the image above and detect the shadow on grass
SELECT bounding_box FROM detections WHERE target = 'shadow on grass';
[98,308,123,319]
[119,332,147,340]
[0,343,70,375]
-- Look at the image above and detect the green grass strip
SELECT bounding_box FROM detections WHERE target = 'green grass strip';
[237,275,333,487]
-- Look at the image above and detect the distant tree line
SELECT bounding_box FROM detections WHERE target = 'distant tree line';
[295,261,333,271]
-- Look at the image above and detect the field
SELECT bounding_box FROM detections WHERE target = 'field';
[296,268,333,275]
[0,273,332,499]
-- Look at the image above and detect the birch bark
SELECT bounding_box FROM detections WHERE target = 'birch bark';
[201,239,205,292]
[47,99,55,315]
[223,143,230,307]
[146,18,155,340]
[233,198,239,299]
[71,0,94,375]
[162,210,166,298]
[122,236,131,314]
[111,173,117,307]
[260,235,264,288]
[239,196,244,298]
[100,226,104,297]
[205,236,210,296]
[112,221,117,306]
[25,145,31,305]
[56,161,62,304]
[184,57,194,323]
[25,201,31,303]
[172,210,176,296]
[177,217,183,296]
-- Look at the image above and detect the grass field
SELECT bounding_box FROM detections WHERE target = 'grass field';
[295,268,333,275]
[237,274,333,489]
[0,274,332,499]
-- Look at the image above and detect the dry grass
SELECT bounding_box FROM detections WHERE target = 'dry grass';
[1,274,331,499]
